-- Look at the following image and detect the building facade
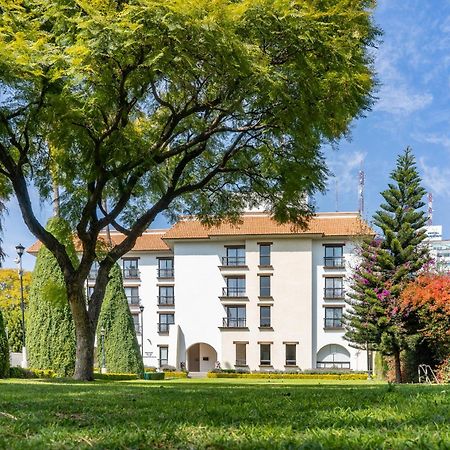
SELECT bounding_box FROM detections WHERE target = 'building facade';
[29,211,373,372]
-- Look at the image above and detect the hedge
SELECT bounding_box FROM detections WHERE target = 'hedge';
[0,308,9,378]
[94,372,139,381]
[207,372,368,380]
[9,367,57,379]
[143,372,165,380]
[164,371,188,379]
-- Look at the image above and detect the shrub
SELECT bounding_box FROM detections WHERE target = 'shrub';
[164,371,188,379]
[9,367,57,379]
[207,372,368,380]
[160,365,177,372]
[143,372,165,380]
[436,358,450,383]
[94,372,139,381]
[0,308,9,378]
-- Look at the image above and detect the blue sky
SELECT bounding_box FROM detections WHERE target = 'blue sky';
[3,0,450,270]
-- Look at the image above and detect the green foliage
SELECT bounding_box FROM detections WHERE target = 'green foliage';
[0,307,9,378]
[0,269,32,352]
[96,264,143,375]
[207,372,368,380]
[143,372,165,381]
[345,148,429,381]
[8,367,57,379]
[26,218,77,377]
[94,372,138,381]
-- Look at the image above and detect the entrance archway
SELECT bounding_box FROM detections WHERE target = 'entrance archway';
[316,344,351,369]
[187,343,217,372]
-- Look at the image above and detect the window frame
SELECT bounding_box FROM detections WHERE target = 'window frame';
[285,344,297,366]
[259,275,271,297]
[259,305,271,328]
[324,306,344,329]
[260,343,271,366]
[259,243,271,266]
[235,343,247,367]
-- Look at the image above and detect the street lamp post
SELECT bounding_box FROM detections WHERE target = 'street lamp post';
[139,305,144,360]
[100,327,106,374]
[15,244,27,368]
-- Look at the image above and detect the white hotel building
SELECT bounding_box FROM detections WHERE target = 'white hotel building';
[75,211,371,373]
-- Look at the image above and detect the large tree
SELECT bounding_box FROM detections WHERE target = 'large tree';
[0,0,379,380]
[0,269,32,352]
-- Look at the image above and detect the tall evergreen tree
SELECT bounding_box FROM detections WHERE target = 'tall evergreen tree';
[27,218,77,377]
[96,264,143,375]
[0,307,9,378]
[346,148,429,383]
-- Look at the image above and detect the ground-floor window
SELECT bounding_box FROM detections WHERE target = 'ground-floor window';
[159,346,168,367]
[285,344,296,366]
[235,343,247,366]
[260,344,271,366]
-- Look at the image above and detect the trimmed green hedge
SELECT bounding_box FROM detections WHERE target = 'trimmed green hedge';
[94,372,139,381]
[0,308,9,378]
[207,372,368,380]
[9,367,57,379]
[143,372,165,380]
[164,371,188,379]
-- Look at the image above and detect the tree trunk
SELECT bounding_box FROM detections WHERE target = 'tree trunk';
[69,286,95,381]
[393,349,402,383]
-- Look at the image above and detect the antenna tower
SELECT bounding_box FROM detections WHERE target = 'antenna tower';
[428,192,433,226]
[358,170,365,216]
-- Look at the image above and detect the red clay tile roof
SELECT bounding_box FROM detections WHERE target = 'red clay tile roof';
[27,230,170,254]
[164,212,373,240]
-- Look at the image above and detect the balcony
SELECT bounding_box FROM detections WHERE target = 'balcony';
[324,256,345,268]
[324,287,345,299]
[324,318,344,329]
[316,361,350,369]
[158,296,175,306]
[127,295,140,305]
[123,268,140,279]
[222,317,247,328]
[158,268,174,278]
[221,256,246,267]
[157,323,171,333]
[222,287,246,297]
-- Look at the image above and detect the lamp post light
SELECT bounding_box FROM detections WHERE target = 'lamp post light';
[100,327,106,374]
[15,243,27,368]
[139,305,144,360]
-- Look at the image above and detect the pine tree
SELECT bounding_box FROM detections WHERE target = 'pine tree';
[0,307,9,378]
[346,148,428,383]
[26,218,77,377]
[96,264,143,375]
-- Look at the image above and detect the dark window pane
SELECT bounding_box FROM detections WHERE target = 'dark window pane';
[260,276,271,296]
[286,344,296,365]
[260,306,271,327]
[260,344,271,365]
[259,244,271,265]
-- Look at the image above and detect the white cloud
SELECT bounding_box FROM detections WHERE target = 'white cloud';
[414,133,450,151]
[327,150,366,195]
[375,86,433,115]
[418,157,450,196]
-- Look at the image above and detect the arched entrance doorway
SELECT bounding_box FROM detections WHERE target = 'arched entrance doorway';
[316,344,351,369]
[187,343,217,372]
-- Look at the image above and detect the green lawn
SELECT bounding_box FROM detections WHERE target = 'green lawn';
[0,378,449,449]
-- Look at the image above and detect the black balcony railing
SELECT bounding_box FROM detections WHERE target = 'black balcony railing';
[222,256,246,266]
[222,317,246,328]
[157,323,171,333]
[324,287,345,299]
[158,296,175,306]
[324,318,343,329]
[259,321,271,328]
[316,361,350,369]
[123,268,140,279]
[222,287,246,297]
[127,295,140,305]
[324,256,345,268]
[158,268,174,278]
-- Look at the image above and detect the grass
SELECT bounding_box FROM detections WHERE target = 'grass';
[0,378,449,449]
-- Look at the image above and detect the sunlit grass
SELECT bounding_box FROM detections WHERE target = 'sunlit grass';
[0,378,449,449]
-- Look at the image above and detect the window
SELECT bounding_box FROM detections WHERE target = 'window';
[224,246,245,266]
[324,277,344,298]
[158,285,174,305]
[235,343,247,366]
[224,276,245,297]
[324,307,343,328]
[324,245,344,267]
[260,344,271,366]
[158,258,174,278]
[124,287,139,305]
[89,261,99,280]
[159,346,168,367]
[132,314,140,334]
[224,306,246,327]
[259,276,271,297]
[123,258,139,279]
[158,313,174,333]
[285,344,297,366]
[259,244,271,266]
[259,306,271,328]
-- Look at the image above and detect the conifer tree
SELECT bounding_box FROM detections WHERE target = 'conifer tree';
[96,264,143,375]
[346,148,428,383]
[26,218,77,377]
[0,308,9,378]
